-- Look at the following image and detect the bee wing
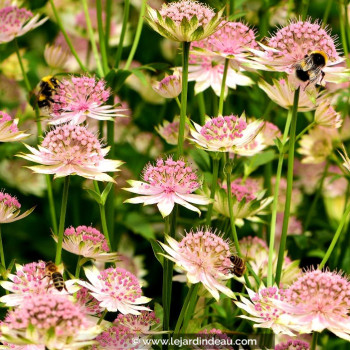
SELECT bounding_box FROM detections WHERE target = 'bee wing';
[308,68,322,83]
[293,56,314,71]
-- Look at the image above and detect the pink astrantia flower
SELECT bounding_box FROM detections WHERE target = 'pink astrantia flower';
[0,294,100,349]
[0,261,77,307]
[0,6,48,44]
[152,70,182,98]
[53,225,119,262]
[159,228,236,301]
[155,116,189,145]
[78,266,151,314]
[49,76,127,125]
[190,114,263,153]
[0,111,29,142]
[18,124,123,182]
[235,286,295,335]
[114,311,160,334]
[76,286,104,316]
[275,339,310,350]
[314,100,342,128]
[124,157,210,218]
[0,191,34,224]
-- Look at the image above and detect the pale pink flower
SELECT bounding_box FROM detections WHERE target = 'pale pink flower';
[152,70,182,98]
[114,311,160,334]
[277,269,350,340]
[49,76,127,125]
[0,6,48,43]
[76,286,104,316]
[0,343,45,350]
[155,116,189,145]
[275,339,310,350]
[124,157,210,218]
[235,286,295,335]
[294,160,325,195]
[275,213,303,243]
[159,228,236,301]
[0,261,77,307]
[315,100,342,128]
[145,0,223,42]
[0,112,28,142]
[44,43,70,69]
[78,265,151,314]
[190,114,263,153]
[53,225,119,262]
[0,294,100,349]
[18,124,123,182]
[323,165,347,198]
[0,191,34,224]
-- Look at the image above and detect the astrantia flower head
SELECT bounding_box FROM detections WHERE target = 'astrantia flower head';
[339,145,350,173]
[159,228,236,301]
[155,116,189,145]
[0,191,34,224]
[314,100,342,128]
[76,286,104,316]
[124,156,210,217]
[190,114,263,152]
[114,311,160,334]
[18,124,123,182]
[152,70,182,98]
[0,111,29,142]
[0,6,48,44]
[277,269,350,340]
[145,0,224,42]
[0,294,100,349]
[0,261,77,307]
[49,75,127,124]
[79,266,151,314]
[275,339,310,350]
[54,225,119,262]
[44,43,70,69]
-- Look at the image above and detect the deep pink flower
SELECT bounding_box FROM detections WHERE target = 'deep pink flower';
[275,339,310,350]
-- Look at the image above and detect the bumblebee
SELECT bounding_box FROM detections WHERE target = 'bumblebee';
[37,75,60,109]
[294,50,328,86]
[42,261,68,292]
[230,255,246,277]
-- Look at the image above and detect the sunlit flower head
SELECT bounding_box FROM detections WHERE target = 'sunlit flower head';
[79,265,151,314]
[44,43,70,69]
[0,191,34,224]
[152,70,182,98]
[0,261,77,307]
[314,100,342,128]
[124,156,210,218]
[213,178,272,226]
[0,294,100,349]
[114,311,160,334]
[145,0,224,42]
[298,127,334,164]
[0,6,48,44]
[18,124,123,182]
[155,116,189,145]
[49,76,127,125]
[190,114,263,152]
[235,285,295,335]
[277,269,350,340]
[275,339,310,350]
[0,111,29,142]
[160,228,236,301]
[53,225,119,262]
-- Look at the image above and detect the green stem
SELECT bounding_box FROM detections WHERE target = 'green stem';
[176,41,190,158]
[0,226,5,268]
[197,92,206,125]
[96,0,109,74]
[97,309,108,325]
[319,201,350,269]
[14,39,31,92]
[105,0,112,51]
[124,0,146,70]
[175,97,181,109]
[115,0,130,69]
[267,103,295,287]
[174,284,197,334]
[81,0,104,76]
[310,332,319,350]
[205,155,220,226]
[301,0,310,20]
[180,283,200,333]
[218,59,229,116]
[275,88,300,286]
[46,175,58,235]
[55,176,70,265]
[339,0,350,63]
[322,0,333,23]
[49,0,86,71]
[75,256,82,278]
[295,121,315,142]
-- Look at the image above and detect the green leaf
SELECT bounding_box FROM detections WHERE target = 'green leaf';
[124,212,156,240]
[101,183,114,205]
[84,189,102,204]
[137,63,170,72]
[105,69,132,93]
[153,302,164,325]
[150,239,164,267]
[307,249,326,258]
[189,148,211,172]
[244,150,275,176]
[130,68,148,86]
[227,12,247,21]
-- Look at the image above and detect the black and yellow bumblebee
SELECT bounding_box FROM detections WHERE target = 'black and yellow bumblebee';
[294,50,328,86]
[42,261,68,292]
[230,255,246,277]
[37,75,60,109]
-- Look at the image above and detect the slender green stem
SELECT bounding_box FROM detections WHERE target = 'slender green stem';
[322,0,333,23]
[174,284,197,334]
[319,201,350,269]
[229,0,235,14]
[124,0,146,70]
[205,155,220,226]
[96,0,109,74]
[105,0,112,51]
[197,92,206,125]
[115,0,130,69]
[267,104,295,287]
[0,226,5,268]
[218,59,229,116]
[180,283,200,333]
[275,88,300,286]
[14,39,31,92]
[49,0,86,71]
[55,176,70,265]
[301,0,310,20]
[295,121,315,142]
[75,256,82,278]
[82,0,104,76]
[97,309,108,325]
[339,0,350,64]
[46,175,58,235]
[177,42,190,158]
[175,97,181,109]
[310,332,319,350]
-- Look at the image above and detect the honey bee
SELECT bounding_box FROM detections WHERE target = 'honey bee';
[230,255,246,277]
[42,261,68,292]
[37,75,60,111]
[293,50,328,86]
